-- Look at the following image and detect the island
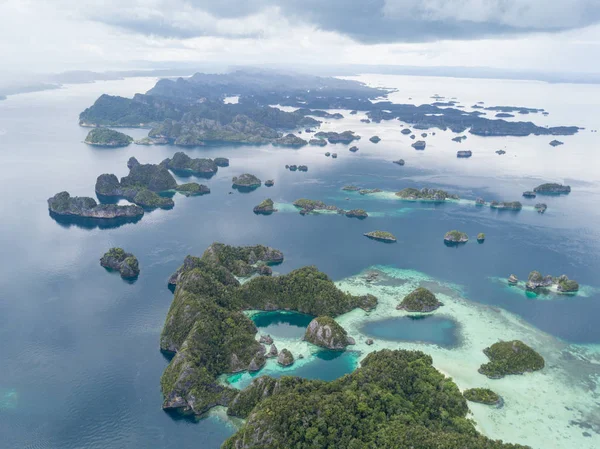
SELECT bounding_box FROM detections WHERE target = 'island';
[412,140,426,150]
[253,198,277,215]
[293,199,341,215]
[393,159,405,166]
[174,183,210,196]
[526,271,579,293]
[457,150,472,158]
[100,247,140,278]
[325,152,331,157]
[314,131,360,144]
[533,183,571,194]
[331,153,338,159]
[557,275,580,293]
[490,201,522,211]
[159,243,378,415]
[222,350,527,449]
[444,230,469,244]
[508,274,518,284]
[369,135,381,143]
[161,152,223,176]
[522,191,536,198]
[549,140,564,147]
[463,388,501,405]
[396,187,459,201]
[214,157,229,167]
[401,128,411,135]
[495,113,514,118]
[396,287,442,312]
[496,149,506,155]
[309,138,327,146]
[298,165,308,171]
[232,174,261,190]
[48,191,144,219]
[345,209,368,219]
[359,188,383,195]
[84,128,133,147]
[452,135,467,142]
[535,203,548,214]
[276,348,294,366]
[274,133,307,147]
[478,340,545,378]
[477,233,485,243]
[364,231,397,242]
[304,316,355,350]
[349,146,359,152]
[264,179,274,187]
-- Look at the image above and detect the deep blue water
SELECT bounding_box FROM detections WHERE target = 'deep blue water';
[361,315,459,348]
[1,78,600,448]
[251,311,314,338]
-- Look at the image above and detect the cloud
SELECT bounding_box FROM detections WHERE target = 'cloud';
[83,0,600,43]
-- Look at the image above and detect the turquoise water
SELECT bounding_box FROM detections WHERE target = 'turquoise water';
[0,75,599,448]
[250,311,314,338]
[361,315,459,348]
[227,350,360,390]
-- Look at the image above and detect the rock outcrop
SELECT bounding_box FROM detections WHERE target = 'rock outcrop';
[277,349,294,366]
[100,247,140,278]
[253,198,277,215]
[397,287,442,312]
[364,231,396,242]
[84,128,133,147]
[48,191,144,219]
[533,183,571,194]
[304,316,355,350]
[444,230,469,244]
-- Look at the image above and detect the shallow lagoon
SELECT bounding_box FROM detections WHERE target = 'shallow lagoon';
[361,315,460,348]
[1,74,600,448]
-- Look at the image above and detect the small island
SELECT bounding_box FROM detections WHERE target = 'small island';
[174,183,210,196]
[369,135,381,143]
[304,316,355,350]
[274,133,307,147]
[331,153,338,159]
[309,138,327,146]
[253,198,277,215]
[490,201,522,211]
[345,209,368,219]
[393,159,405,166]
[396,187,459,201]
[533,183,571,194]
[397,287,442,312]
[522,191,536,198]
[401,128,412,135]
[313,131,360,144]
[477,233,485,243]
[84,128,133,147]
[457,150,472,158]
[364,231,397,242]
[412,140,426,150]
[264,179,274,187]
[478,340,545,378]
[535,203,547,214]
[549,140,564,147]
[444,230,469,244]
[48,191,144,219]
[349,146,359,152]
[293,198,341,215]
[463,388,501,405]
[452,135,467,142]
[232,174,261,190]
[526,271,579,293]
[161,152,223,176]
[100,247,140,278]
[277,349,294,367]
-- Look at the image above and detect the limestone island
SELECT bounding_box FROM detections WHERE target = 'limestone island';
[549,140,564,147]
[463,388,501,406]
[84,128,133,147]
[522,191,536,198]
[364,231,397,243]
[397,287,442,312]
[96,157,200,209]
[490,201,522,211]
[309,138,327,146]
[393,159,405,166]
[253,199,277,215]
[304,316,355,350]
[477,233,485,243]
[478,340,545,379]
[48,191,144,219]
[342,185,361,191]
[535,203,547,214]
[369,135,381,143]
[452,135,467,142]
[526,271,579,293]
[412,140,426,150]
[331,153,338,159]
[159,242,377,415]
[396,187,459,202]
[496,149,506,155]
[325,152,331,157]
[100,247,140,278]
[274,133,307,147]
[161,152,226,176]
[359,188,383,195]
[445,230,469,244]
[232,174,261,190]
[264,179,274,187]
[533,183,571,195]
[313,131,360,144]
[345,209,368,219]
[349,146,359,152]
[401,128,412,135]
[457,150,472,158]
[222,350,527,449]
[277,349,294,367]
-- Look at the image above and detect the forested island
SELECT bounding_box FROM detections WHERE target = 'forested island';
[78,70,579,146]
[159,243,377,415]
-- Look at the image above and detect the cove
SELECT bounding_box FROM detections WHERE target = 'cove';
[360,315,459,348]
[250,311,314,338]
[227,350,359,390]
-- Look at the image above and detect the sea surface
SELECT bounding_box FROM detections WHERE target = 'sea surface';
[1,74,600,448]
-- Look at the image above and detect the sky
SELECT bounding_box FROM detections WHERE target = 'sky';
[2,0,600,75]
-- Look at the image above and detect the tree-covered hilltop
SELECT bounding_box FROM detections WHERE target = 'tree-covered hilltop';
[397,287,442,312]
[396,187,459,201]
[463,388,501,405]
[222,350,528,449]
[479,340,545,379]
[160,152,222,176]
[364,231,397,242]
[100,247,140,278]
[159,243,378,415]
[84,128,133,147]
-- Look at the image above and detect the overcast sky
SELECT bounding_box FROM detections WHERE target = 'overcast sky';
[2,0,600,74]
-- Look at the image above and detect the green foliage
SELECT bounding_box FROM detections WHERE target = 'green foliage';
[396,187,458,201]
[364,231,396,241]
[175,183,209,195]
[163,152,219,174]
[121,161,177,192]
[84,127,133,146]
[132,189,174,208]
[490,201,522,210]
[232,174,261,187]
[558,277,579,292]
[105,247,126,260]
[477,233,486,240]
[223,349,526,449]
[444,230,469,242]
[479,340,545,378]
[398,287,441,312]
[304,316,351,349]
[463,388,500,405]
[201,243,283,276]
